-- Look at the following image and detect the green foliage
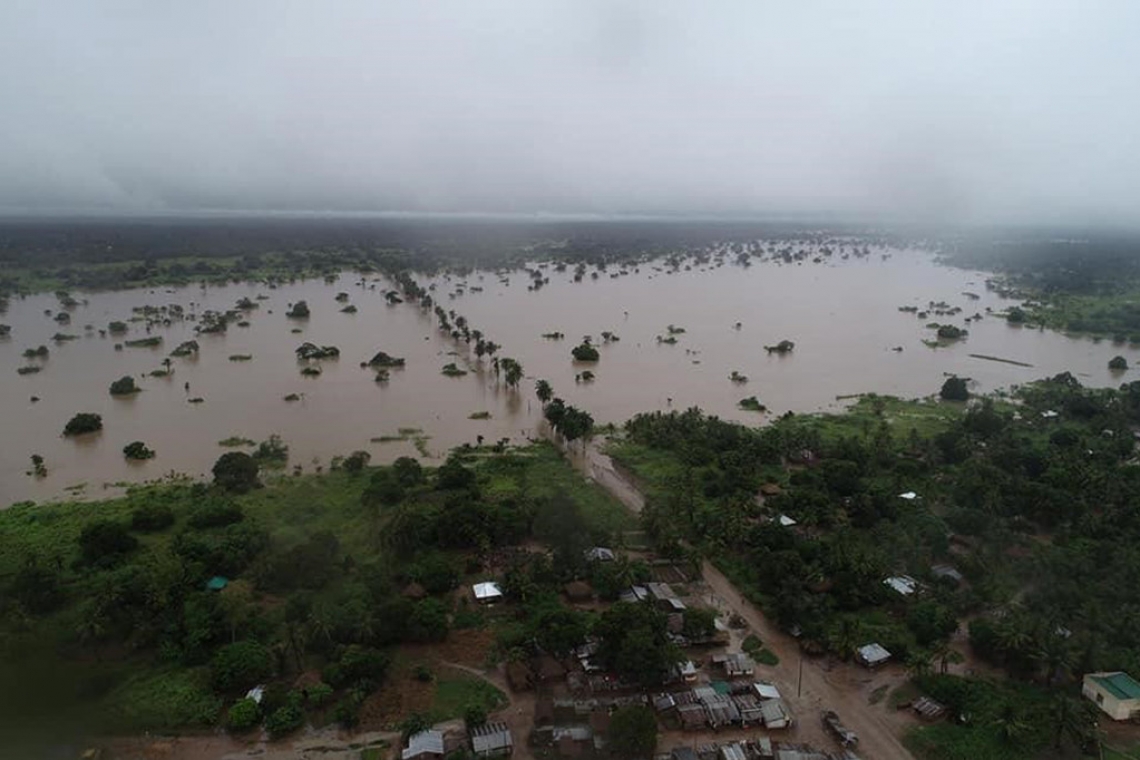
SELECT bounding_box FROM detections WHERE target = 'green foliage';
[10,565,65,613]
[571,343,599,362]
[212,452,260,493]
[1110,355,1129,371]
[265,703,304,738]
[608,705,658,759]
[593,602,681,687]
[78,520,139,567]
[251,435,289,467]
[188,500,244,529]
[211,640,274,692]
[306,682,333,707]
[63,412,103,436]
[286,300,310,318]
[407,598,450,642]
[130,503,175,531]
[109,376,139,395]
[342,450,371,473]
[123,440,155,460]
[681,607,718,639]
[940,376,969,401]
[362,469,405,508]
[393,456,425,487]
[101,667,222,731]
[226,697,261,732]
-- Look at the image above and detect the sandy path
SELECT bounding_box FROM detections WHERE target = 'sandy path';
[571,437,915,760]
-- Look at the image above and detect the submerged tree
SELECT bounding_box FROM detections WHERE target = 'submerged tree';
[63,413,103,436]
[123,441,156,460]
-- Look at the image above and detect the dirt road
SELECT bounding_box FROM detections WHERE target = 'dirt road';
[573,437,915,760]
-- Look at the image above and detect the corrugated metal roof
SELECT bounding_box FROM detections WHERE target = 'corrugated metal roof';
[403,730,445,760]
[720,743,747,760]
[883,575,918,595]
[1089,672,1140,701]
[753,682,781,700]
[857,643,891,664]
[473,582,503,600]
[471,722,513,755]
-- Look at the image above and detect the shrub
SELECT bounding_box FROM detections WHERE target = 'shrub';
[211,640,274,692]
[226,697,261,732]
[571,343,599,362]
[189,500,244,529]
[78,520,138,567]
[393,456,424,487]
[123,441,156,460]
[213,452,260,493]
[63,412,103,436]
[940,377,969,401]
[131,503,175,531]
[306,682,334,707]
[109,376,139,395]
[1109,355,1128,371]
[342,450,371,473]
[265,704,304,738]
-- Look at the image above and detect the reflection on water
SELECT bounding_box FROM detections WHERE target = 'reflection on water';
[0,250,1129,506]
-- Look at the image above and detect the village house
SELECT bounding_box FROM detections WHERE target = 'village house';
[471,722,514,757]
[1083,672,1140,720]
[473,581,504,604]
[403,730,445,760]
[856,643,891,668]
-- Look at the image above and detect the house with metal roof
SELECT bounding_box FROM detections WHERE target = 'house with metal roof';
[883,575,918,596]
[856,643,891,668]
[403,730,445,760]
[584,547,615,562]
[1083,671,1140,720]
[759,699,792,729]
[471,722,513,757]
[711,652,755,678]
[473,582,504,604]
[720,742,747,760]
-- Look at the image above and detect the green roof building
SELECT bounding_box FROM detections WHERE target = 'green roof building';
[1083,671,1140,720]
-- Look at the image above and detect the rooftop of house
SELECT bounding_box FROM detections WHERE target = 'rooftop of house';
[1089,672,1140,701]
[404,730,445,760]
[473,581,503,601]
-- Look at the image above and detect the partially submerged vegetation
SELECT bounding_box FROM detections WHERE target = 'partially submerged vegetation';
[0,442,626,747]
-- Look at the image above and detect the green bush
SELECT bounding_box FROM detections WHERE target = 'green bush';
[265,704,304,738]
[63,412,103,436]
[211,640,274,692]
[226,697,261,732]
[109,376,139,395]
[131,503,175,531]
[306,682,334,707]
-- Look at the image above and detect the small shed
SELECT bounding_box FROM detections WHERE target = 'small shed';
[778,514,797,527]
[471,721,514,757]
[584,547,615,562]
[753,682,781,701]
[473,582,504,604]
[856,643,891,668]
[672,748,699,760]
[404,730,445,760]
[677,703,708,730]
[205,576,228,591]
[760,699,792,730]
[911,696,947,720]
[883,576,918,596]
[712,652,755,678]
[1083,672,1140,720]
[721,743,747,760]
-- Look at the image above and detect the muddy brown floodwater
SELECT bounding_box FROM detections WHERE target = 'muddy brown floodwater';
[0,249,1129,506]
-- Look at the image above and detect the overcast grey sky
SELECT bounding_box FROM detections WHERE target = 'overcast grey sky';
[1,1,1137,224]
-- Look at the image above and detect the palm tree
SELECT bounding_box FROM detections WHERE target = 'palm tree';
[930,640,965,674]
[535,379,553,406]
[991,703,1032,745]
[1049,692,1098,751]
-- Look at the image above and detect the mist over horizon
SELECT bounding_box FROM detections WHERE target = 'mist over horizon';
[2,1,1138,227]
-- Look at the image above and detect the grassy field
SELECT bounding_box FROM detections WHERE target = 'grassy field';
[429,672,507,723]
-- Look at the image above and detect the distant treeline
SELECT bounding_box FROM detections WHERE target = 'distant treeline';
[940,231,1140,295]
[0,216,889,267]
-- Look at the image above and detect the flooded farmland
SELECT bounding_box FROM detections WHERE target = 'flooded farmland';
[0,248,1130,506]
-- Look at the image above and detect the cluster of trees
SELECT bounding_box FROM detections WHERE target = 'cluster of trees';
[622,374,1140,694]
[5,444,630,738]
[532,378,594,442]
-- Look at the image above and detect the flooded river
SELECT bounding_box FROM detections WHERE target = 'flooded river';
[0,249,1129,506]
